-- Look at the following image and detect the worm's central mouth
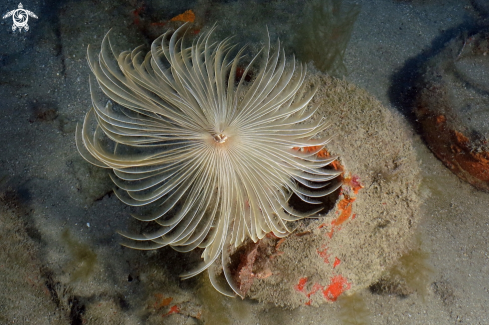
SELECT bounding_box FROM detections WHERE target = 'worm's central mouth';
[213,133,228,144]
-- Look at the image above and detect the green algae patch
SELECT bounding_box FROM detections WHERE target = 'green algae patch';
[370,245,434,299]
[196,276,251,325]
[61,229,97,281]
[389,248,434,299]
[337,293,371,325]
[295,0,360,77]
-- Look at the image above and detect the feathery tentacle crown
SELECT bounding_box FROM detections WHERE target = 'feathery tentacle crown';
[76,24,341,297]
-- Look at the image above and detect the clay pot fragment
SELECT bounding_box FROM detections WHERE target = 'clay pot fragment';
[415,28,489,191]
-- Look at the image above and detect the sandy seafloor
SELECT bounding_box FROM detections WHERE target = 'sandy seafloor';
[1,0,489,324]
